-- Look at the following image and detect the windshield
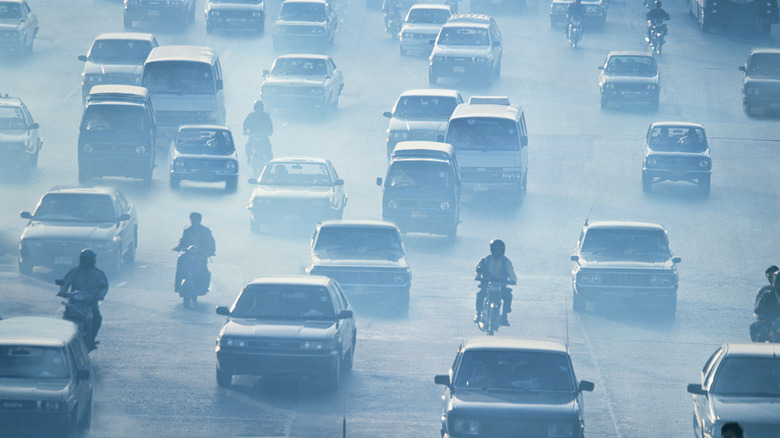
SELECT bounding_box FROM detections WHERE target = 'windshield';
[279,2,326,21]
[605,56,658,76]
[648,126,707,152]
[232,284,335,320]
[393,95,457,119]
[0,346,70,379]
[141,62,215,94]
[747,53,780,76]
[406,8,450,24]
[175,128,234,155]
[447,118,519,151]
[33,193,116,223]
[89,39,153,63]
[0,2,21,19]
[712,357,780,397]
[314,226,403,253]
[580,228,671,256]
[80,105,145,133]
[386,161,452,190]
[453,350,576,392]
[211,0,262,3]
[0,106,27,130]
[437,27,489,45]
[259,161,332,186]
[272,58,327,76]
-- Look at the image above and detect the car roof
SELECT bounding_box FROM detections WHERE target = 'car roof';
[87,85,150,100]
[275,53,332,61]
[145,46,217,64]
[447,13,493,24]
[44,185,120,197]
[317,219,401,230]
[607,50,655,58]
[723,343,780,357]
[649,121,705,130]
[94,32,156,42]
[282,0,327,4]
[749,47,780,55]
[0,96,24,107]
[399,88,461,98]
[177,124,231,132]
[409,3,451,10]
[462,337,569,354]
[392,141,454,159]
[441,20,490,30]
[450,102,522,120]
[246,276,334,287]
[585,220,667,231]
[268,157,330,165]
[0,317,80,347]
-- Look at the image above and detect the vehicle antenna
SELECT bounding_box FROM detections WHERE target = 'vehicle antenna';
[584,202,595,227]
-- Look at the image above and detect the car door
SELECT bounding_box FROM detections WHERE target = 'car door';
[330,282,354,355]
[69,339,92,418]
[20,103,41,153]
[326,3,337,36]
[326,160,346,210]
[112,193,134,255]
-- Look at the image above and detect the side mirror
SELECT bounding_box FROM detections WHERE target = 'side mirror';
[520,135,528,147]
[672,256,681,263]
[20,211,32,220]
[338,309,353,319]
[334,179,344,186]
[247,177,259,185]
[687,383,705,395]
[78,55,87,62]
[738,65,746,72]
[76,370,90,380]
[598,65,605,70]
[434,374,450,386]
[492,40,500,47]
[216,306,230,316]
[118,213,131,222]
[29,122,39,130]
[376,177,383,186]
[579,380,595,392]
[382,111,393,118]
[216,79,223,90]
[570,255,579,262]
[262,69,270,77]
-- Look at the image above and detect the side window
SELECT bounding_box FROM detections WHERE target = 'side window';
[329,59,337,73]
[702,347,723,386]
[70,340,88,370]
[116,192,129,213]
[327,160,339,180]
[333,283,349,310]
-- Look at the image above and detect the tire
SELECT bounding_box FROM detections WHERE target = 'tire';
[78,395,92,432]
[445,223,457,243]
[699,7,710,33]
[398,289,410,314]
[342,334,355,372]
[744,103,754,116]
[216,366,232,388]
[650,94,659,110]
[18,258,33,275]
[698,174,711,195]
[520,172,528,194]
[206,23,214,34]
[257,23,265,37]
[169,176,180,190]
[225,176,238,193]
[600,95,608,109]
[642,172,652,192]
[273,39,281,51]
[428,68,437,85]
[550,17,557,27]
[30,149,39,169]
[123,12,133,29]
[325,354,341,390]
[494,59,501,79]
[400,46,407,56]
[25,36,33,55]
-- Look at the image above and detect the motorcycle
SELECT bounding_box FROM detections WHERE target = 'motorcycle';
[244,133,273,177]
[476,281,505,336]
[55,280,96,350]
[567,16,583,48]
[646,21,665,55]
[751,317,780,343]
[384,8,402,39]
[174,245,211,308]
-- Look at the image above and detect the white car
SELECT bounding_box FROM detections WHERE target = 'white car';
[399,4,451,56]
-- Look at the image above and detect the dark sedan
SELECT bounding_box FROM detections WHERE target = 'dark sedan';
[599,51,660,110]
[169,125,239,192]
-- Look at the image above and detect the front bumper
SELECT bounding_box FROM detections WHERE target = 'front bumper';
[262,92,329,110]
[249,201,336,223]
[216,347,339,377]
[430,61,493,79]
[602,88,659,104]
[170,169,238,183]
[0,33,23,50]
[574,283,677,306]
[383,209,456,235]
[125,5,189,21]
[20,240,118,271]
[644,167,710,183]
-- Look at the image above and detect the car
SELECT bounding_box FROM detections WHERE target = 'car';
[383,88,463,160]
[570,220,681,316]
[0,95,42,176]
[272,0,337,51]
[0,317,93,437]
[642,122,712,194]
[739,48,780,116]
[0,0,37,54]
[549,0,607,27]
[306,220,412,312]
[434,337,595,438]
[18,186,139,275]
[598,51,660,110]
[687,343,780,438]
[429,14,503,85]
[214,276,356,390]
[471,0,525,14]
[169,125,239,192]
[247,157,347,232]
[124,0,196,29]
[399,4,451,56]
[205,0,265,35]
[260,54,344,112]
[77,33,159,102]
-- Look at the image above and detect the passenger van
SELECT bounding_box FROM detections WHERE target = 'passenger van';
[0,316,93,437]
[78,84,157,186]
[444,96,528,201]
[140,45,225,142]
[377,141,460,240]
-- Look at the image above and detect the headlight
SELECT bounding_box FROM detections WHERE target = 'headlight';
[390,131,408,140]
[82,144,94,153]
[434,55,446,63]
[136,145,146,154]
[586,5,598,12]
[220,337,248,348]
[310,88,325,95]
[252,11,263,17]
[474,56,489,64]
[451,417,479,435]
[605,83,615,89]
[387,200,397,209]
[311,26,325,34]
[647,84,657,90]
[402,32,412,38]
[577,272,601,284]
[41,401,63,411]
[440,201,450,210]
[84,75,103,85]
[647,157,657,166]
[699,159,710,169]
[746,87,760,96]
[210,10,220,16]
[226,160,237,170]
[547,421,575,437]
[174,160,187,169]
[302,339,337,350]
[502,172,522,179]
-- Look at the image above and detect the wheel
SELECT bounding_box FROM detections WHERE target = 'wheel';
[273,39,281,51]
[123,12,133,29]
[428,68,437,85]
[216,366,232,387]
[572,292,585,312]
[642,172,652,192]
[520,173,527,194]
[445,223,457,243]
[30,149,39,169]
[494,59,501,79]
[169,176,180,190]
[484,68,494,86]
[189,2,196,21]
[744,103,754,116]
[329,92,339,111]
[398,290,410,314]
[183,294,192,308]
[250,217,262,233]
[257,23,265,36]
[325,354,341,390]
[24,36,33,54]
[77,396,92,432]
[18,258,32,275]
[699,8,710,32]
[225,176,238,193]
[650,94,659,110]
[342,334,355,372]
[698,174,711,195]
[550,17,557,27]
[600,95,608,109]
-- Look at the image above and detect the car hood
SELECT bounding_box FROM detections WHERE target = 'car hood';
[208,3,264,12]
[171,150,237,161]
[646,149,710,159]
[387,118,448,133]
[711,395,780,424]
[577,254,674,269]
[0,131,28,143]
[450,389,578,417]
[83,62,143,76]
[275,19,326,27]
[0,378,71,398]
[221,318,336,338]
[311,252,408,268]
[263,76,327,87]
[21,221,119,241]
[401,23,443,34]
[433,45,492,57]
[745,76,780,85]
[250,185,333,200]
[150,94,217,112]
[602,74,660,84]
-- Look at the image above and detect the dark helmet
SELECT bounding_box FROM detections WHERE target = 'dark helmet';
[189,212,202,225]
[768,265,780,286]
[489,239,505,257]
[79,249,97,269]
[654,0,662,7]
[253,99,264,112]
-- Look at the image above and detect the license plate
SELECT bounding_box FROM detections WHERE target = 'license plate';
[411,211,427,219]
[148,10,160,16]
[55,256,72,265]
[453,66,465,73]
[472,184,488,192]
[621,92,640,99]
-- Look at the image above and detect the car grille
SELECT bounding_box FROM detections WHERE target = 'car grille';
[460,167,522,184]
[0,400,38,412]
[646,156,705,170]
[264,86,322,97]
[214,10,254,19]
[579,270,675,287]
[443,56,477,64]
[309,267,407,286]
[0,30,20,39]
[246,338,302,350]
[276,25,321,34]
[614,83,655,92]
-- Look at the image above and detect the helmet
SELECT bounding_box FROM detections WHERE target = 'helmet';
[489,239,505,257]
[654,0,661,7]
[253,99,264,112]
[79,249,97,269]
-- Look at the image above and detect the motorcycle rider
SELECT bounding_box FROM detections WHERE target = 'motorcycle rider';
[243,99,274,176]
[474,239,517,326]
[565,0,585,37]
[646,1,670,42]
[57,249,108,350]
[174,212,216,293]
[382,0,403,33]
[751,265,780,341]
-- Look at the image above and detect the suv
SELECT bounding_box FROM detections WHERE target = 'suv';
[739,48,780,116]
[570,220,681,316]
[383,88,463,160]
[0,0,37,54]
[77,33,159,102]
[377,141,460,240]
[169,125,239,192]
[642,122,712,194]
[78,85,157,186]
[0,317,93,437]
[19,186,139,275]
[599,51,661,110]
[205,0,265,35]
[429,14,502,85]
[435,337,595,438]
[0,95,42,175]
[306,220,412,312]
[215,276,356,390]
[550,0,607,27]
[399,3,451,56]
[272,0,337,51]
[123,0,196,28]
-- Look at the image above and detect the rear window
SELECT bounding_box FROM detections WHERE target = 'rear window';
[0,346,70,379]
[142,61,215,94]
[437,27,489,46]
[446,117,519,151]
[315,226,403,254]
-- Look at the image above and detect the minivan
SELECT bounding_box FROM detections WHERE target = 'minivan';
[140,45,225,142]
[0,316,93,437]
[377,141,460,240]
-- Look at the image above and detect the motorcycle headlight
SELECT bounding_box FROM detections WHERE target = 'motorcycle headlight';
[451,417,479,435]
[220,337,248,348]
